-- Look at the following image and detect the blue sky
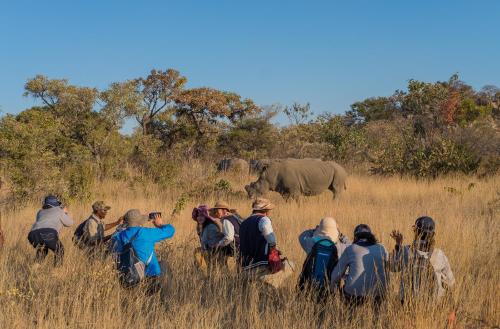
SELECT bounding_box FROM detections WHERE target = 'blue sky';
[1,0,499,123]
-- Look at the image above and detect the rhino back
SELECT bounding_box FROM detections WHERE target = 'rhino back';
[274,159,335,196]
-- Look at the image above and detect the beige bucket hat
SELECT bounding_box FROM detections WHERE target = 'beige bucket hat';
[314,217,340,243]
[123,209,148,227]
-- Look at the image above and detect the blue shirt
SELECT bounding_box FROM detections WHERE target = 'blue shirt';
[112,225,175,277]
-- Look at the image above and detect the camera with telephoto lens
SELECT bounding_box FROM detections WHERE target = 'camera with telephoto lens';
[148,212,162,220]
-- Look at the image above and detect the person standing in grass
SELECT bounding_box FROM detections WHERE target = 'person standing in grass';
[330,224,389,306]
[27,195,74,266]
[390,216,455,303]
[111,209,175,292]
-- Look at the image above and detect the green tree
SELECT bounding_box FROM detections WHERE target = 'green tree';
[24,75,129,180]
[0,108,92,200]
[218,111,278,159]
[126,69,187,135]
[347,97,395,124]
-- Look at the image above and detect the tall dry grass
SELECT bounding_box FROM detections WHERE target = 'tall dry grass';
[0,171,499,329]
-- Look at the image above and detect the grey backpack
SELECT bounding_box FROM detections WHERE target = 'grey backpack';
[117,230,153,287]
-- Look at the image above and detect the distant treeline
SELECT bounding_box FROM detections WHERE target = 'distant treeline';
[0,70,498,201]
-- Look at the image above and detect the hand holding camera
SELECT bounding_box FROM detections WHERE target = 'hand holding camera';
[149,212,163,228]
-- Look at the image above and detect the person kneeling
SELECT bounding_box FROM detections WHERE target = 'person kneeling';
[330,224,389,307]
[111,210,175,293]
[390,216,455,304]
[297,217,350,297]
[192,205,227,276]
[239,198,294,289]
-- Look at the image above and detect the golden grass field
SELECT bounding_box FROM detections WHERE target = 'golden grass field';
[0,170,499,329]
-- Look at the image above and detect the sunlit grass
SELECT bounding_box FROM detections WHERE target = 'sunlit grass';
[0,173,498,329]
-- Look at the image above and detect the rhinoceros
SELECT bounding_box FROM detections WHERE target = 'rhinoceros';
[249,159,271,174]
[217,158,249,173]
[244,158,347,200]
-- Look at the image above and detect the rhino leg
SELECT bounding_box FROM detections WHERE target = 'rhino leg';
[328,181,343,199]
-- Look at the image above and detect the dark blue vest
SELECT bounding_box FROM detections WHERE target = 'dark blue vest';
[239,214,268,269]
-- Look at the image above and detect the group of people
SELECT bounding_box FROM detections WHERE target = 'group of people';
[26,194,455,306]
[191,197,455,306]
[28,196,175,290]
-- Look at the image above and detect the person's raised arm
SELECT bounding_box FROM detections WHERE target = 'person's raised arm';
[390,230,405,272]
[148,214,175,242]
[298,229,315,253]
[60,207,74,227]
[105,216,123,231]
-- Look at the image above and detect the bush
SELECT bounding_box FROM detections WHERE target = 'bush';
[131,135,180,187]
[0,109,96,202]
[370,134,480,178]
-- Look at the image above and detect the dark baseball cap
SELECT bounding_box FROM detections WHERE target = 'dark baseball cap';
[415,216,435,233]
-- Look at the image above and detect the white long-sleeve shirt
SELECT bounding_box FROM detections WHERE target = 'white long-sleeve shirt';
[258,216,276,247]
[216,219,235,247]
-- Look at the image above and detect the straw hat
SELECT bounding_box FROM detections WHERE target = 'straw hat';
[124,209,148,227]
[211,201,231,211]
[314,217,340,243]
[252,198,274,211]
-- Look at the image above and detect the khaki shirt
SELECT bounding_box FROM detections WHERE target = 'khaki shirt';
[83,214,105,244]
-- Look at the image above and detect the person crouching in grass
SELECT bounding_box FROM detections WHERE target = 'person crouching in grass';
[192,204,225,276]
[330,224,389,307]
[27,195,74,267]
[390,216,455,303]
[73,201,123,257]
[111,209,175,293]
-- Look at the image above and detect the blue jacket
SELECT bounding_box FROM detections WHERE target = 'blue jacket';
[112,225,175,277]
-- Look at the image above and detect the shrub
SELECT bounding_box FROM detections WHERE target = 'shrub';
[370,134,480,178]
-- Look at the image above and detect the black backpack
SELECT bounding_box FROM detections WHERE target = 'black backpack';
[298,239,338,293]
[72,220,89,247]
[222,214,242,250]
[116,229,153,288]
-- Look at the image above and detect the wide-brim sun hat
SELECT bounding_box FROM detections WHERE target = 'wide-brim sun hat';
[252,198,274,211]
[314,217,340,243]
[124,209,148,227]
[211,201,231,211]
